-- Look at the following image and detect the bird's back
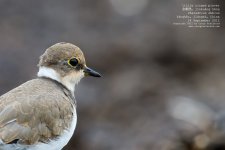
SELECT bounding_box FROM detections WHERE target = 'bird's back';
[0,78,76,150]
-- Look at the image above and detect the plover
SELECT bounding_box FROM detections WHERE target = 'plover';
[0,42,101,150]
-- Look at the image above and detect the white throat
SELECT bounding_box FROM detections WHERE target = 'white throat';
[37,66,84,94]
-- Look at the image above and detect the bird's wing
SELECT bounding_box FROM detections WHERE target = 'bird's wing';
[0,92,74,145]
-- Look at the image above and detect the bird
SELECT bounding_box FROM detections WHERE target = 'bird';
[0,42,101,150]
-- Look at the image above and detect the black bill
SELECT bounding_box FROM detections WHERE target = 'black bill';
[84,66,101,77]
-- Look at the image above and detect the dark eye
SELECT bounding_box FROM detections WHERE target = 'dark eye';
[68,58,78,67]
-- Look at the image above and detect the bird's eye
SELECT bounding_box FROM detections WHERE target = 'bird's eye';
[68,58,78,67]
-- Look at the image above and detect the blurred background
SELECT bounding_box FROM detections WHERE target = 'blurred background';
[0,0,225,149]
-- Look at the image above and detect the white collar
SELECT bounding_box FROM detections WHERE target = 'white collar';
[37,66,84,94]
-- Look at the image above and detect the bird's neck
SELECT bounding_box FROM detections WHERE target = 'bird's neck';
[37,67,83,94]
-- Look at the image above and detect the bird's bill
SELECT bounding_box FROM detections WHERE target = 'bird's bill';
[83,66,101,77]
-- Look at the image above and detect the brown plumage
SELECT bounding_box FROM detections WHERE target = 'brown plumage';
[0,42,101,150]
[0,78,74,144]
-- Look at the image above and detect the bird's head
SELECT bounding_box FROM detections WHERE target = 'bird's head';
[37,42,101,93]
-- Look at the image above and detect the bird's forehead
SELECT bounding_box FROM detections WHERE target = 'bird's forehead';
[45,43,86,64]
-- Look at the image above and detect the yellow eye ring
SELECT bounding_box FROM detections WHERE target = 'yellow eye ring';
[68,58,79,67]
